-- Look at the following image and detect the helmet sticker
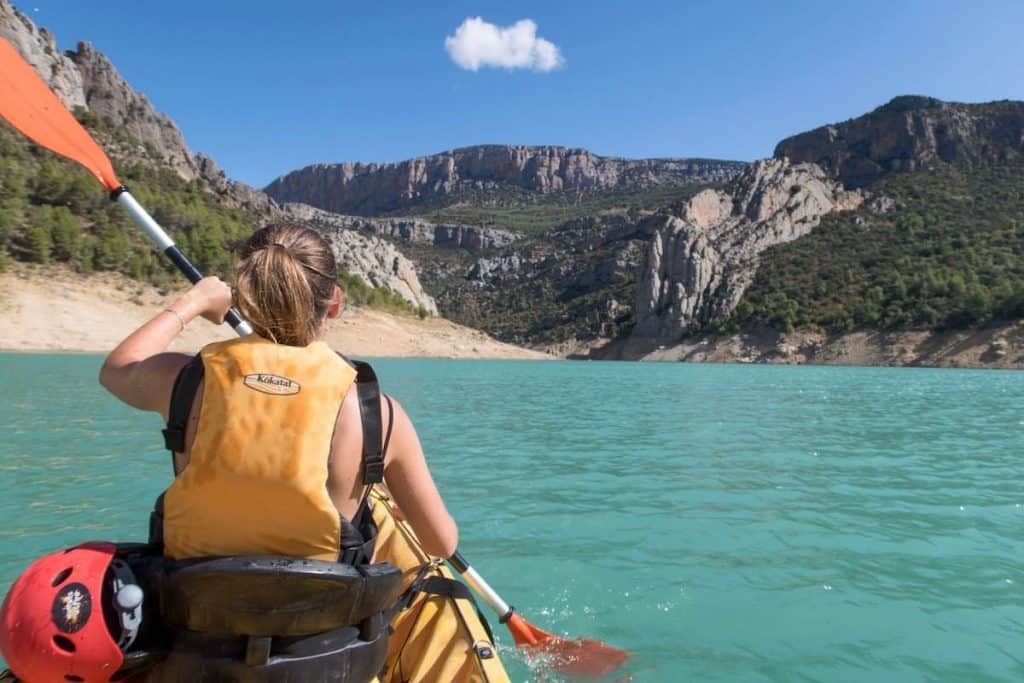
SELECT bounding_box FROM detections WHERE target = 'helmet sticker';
[51,582,92,633]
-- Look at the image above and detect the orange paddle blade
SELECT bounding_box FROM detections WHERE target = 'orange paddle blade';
[0,38,119,191]
[507,613,630,678]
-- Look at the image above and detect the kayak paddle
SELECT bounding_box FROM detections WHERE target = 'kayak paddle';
[450,551,629,677]
[1,34,630,680]
[0,37,252,336]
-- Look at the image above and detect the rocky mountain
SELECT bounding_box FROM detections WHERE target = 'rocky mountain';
[318,228,438,315]
[264,146,746,215]
[0,1,439,314]
[435,211,655,347]
[774,95,1024,188]
[4,0,1018,367]
[194,153,283,218]
[283,203,517,252]
[629,158,862,343]
[0,0,197,180]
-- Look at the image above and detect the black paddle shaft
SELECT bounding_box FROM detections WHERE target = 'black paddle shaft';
[162,244,247,331]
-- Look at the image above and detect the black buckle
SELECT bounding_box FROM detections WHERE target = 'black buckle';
[362,458,384,485]
[162,426,185,453]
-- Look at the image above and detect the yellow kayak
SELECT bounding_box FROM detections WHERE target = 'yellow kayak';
[372,488,511,683]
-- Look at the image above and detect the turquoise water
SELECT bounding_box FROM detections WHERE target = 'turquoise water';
[0,354,1022,682]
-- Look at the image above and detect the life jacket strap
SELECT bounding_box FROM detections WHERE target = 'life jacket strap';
[161,355,204,466]
[352,360,385,484]
[160,353,389,561]
[164,354,389,484]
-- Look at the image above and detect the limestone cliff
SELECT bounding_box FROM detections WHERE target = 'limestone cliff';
[0,0,84,108]
[774,96,1024,188]
[0,0,198,180]
[632,158,862,341]
[195,154,284,218]
[283,203,517,252]
[264,146,746,215]
[319,228,438,315]
[68,42,198,179]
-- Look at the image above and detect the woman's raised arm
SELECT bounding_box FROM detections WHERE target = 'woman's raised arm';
[99,277,232,417]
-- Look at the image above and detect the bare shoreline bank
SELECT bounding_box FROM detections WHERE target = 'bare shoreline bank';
[587,324,1024,370]
[0,266,552,360]
[4,266,1020,369]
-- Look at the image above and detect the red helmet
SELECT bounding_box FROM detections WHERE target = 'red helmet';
[0,542,124,683]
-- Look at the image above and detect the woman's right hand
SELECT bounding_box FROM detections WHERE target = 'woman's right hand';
[184,276,233,325]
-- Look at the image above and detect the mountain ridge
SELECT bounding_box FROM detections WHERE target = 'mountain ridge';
[774,95,1024,188]
[264,145,746,215]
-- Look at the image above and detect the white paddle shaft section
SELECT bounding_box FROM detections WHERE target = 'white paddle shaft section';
[116,190,174,251]
[115,188,254,337]
[459,564,511,617]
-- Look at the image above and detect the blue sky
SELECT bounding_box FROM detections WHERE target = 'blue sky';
[23,1,1024,187]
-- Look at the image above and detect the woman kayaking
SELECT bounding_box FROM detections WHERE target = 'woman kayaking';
[0,223,513,683]
[98,223,458,562]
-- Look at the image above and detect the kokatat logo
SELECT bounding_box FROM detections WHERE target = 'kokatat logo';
[243,373,301,396]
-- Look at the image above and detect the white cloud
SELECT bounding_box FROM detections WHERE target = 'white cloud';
[444,17,565,72]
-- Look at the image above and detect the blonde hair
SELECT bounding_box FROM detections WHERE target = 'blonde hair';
[233,224,338,346]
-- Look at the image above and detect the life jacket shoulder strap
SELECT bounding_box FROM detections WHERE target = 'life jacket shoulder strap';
[162,355,205,461]
[163,354,389,485]
[350,359,385,485]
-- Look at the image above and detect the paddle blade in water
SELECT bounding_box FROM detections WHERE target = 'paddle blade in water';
[0,38,120,191]
[507,613,630,678]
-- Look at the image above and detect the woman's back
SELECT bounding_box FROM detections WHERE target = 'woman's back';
[164,336,359,561]
[100,223,457,561]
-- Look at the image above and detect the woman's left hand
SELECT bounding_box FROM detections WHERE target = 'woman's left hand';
[184,276,233,325]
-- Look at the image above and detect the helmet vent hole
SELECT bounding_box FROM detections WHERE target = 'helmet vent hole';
[51,567,73,587]
[52,634,76,653]
[65,676,85,682]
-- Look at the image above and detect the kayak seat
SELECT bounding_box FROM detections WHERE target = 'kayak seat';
[122,548,404,682]
[157,556,403,635]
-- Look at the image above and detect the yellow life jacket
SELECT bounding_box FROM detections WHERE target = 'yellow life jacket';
[162,335,356,561]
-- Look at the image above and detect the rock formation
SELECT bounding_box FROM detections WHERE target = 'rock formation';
[774,95,1024,188]
[0,0,197,180]
[195,154,283,218]
[319,228,438,315]
[69,42,198,179]
[633,158,862,340]
[283,203,517,252]
[0,0,85,108]
[264,146,746,214]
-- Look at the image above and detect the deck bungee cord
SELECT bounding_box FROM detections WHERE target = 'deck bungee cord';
[0,35,628,680]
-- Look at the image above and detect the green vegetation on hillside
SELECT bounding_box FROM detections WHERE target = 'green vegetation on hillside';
[733,162,1024,333]
[0,115,422,315]
[388,184,704,237]
[0,115,256,286]
[337,268,428,318]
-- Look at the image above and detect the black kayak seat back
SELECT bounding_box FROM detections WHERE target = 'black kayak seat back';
[142,622,390,683]
[153,556,404,637]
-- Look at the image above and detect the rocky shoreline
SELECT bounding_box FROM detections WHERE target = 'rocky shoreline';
[587,323,1024,369]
